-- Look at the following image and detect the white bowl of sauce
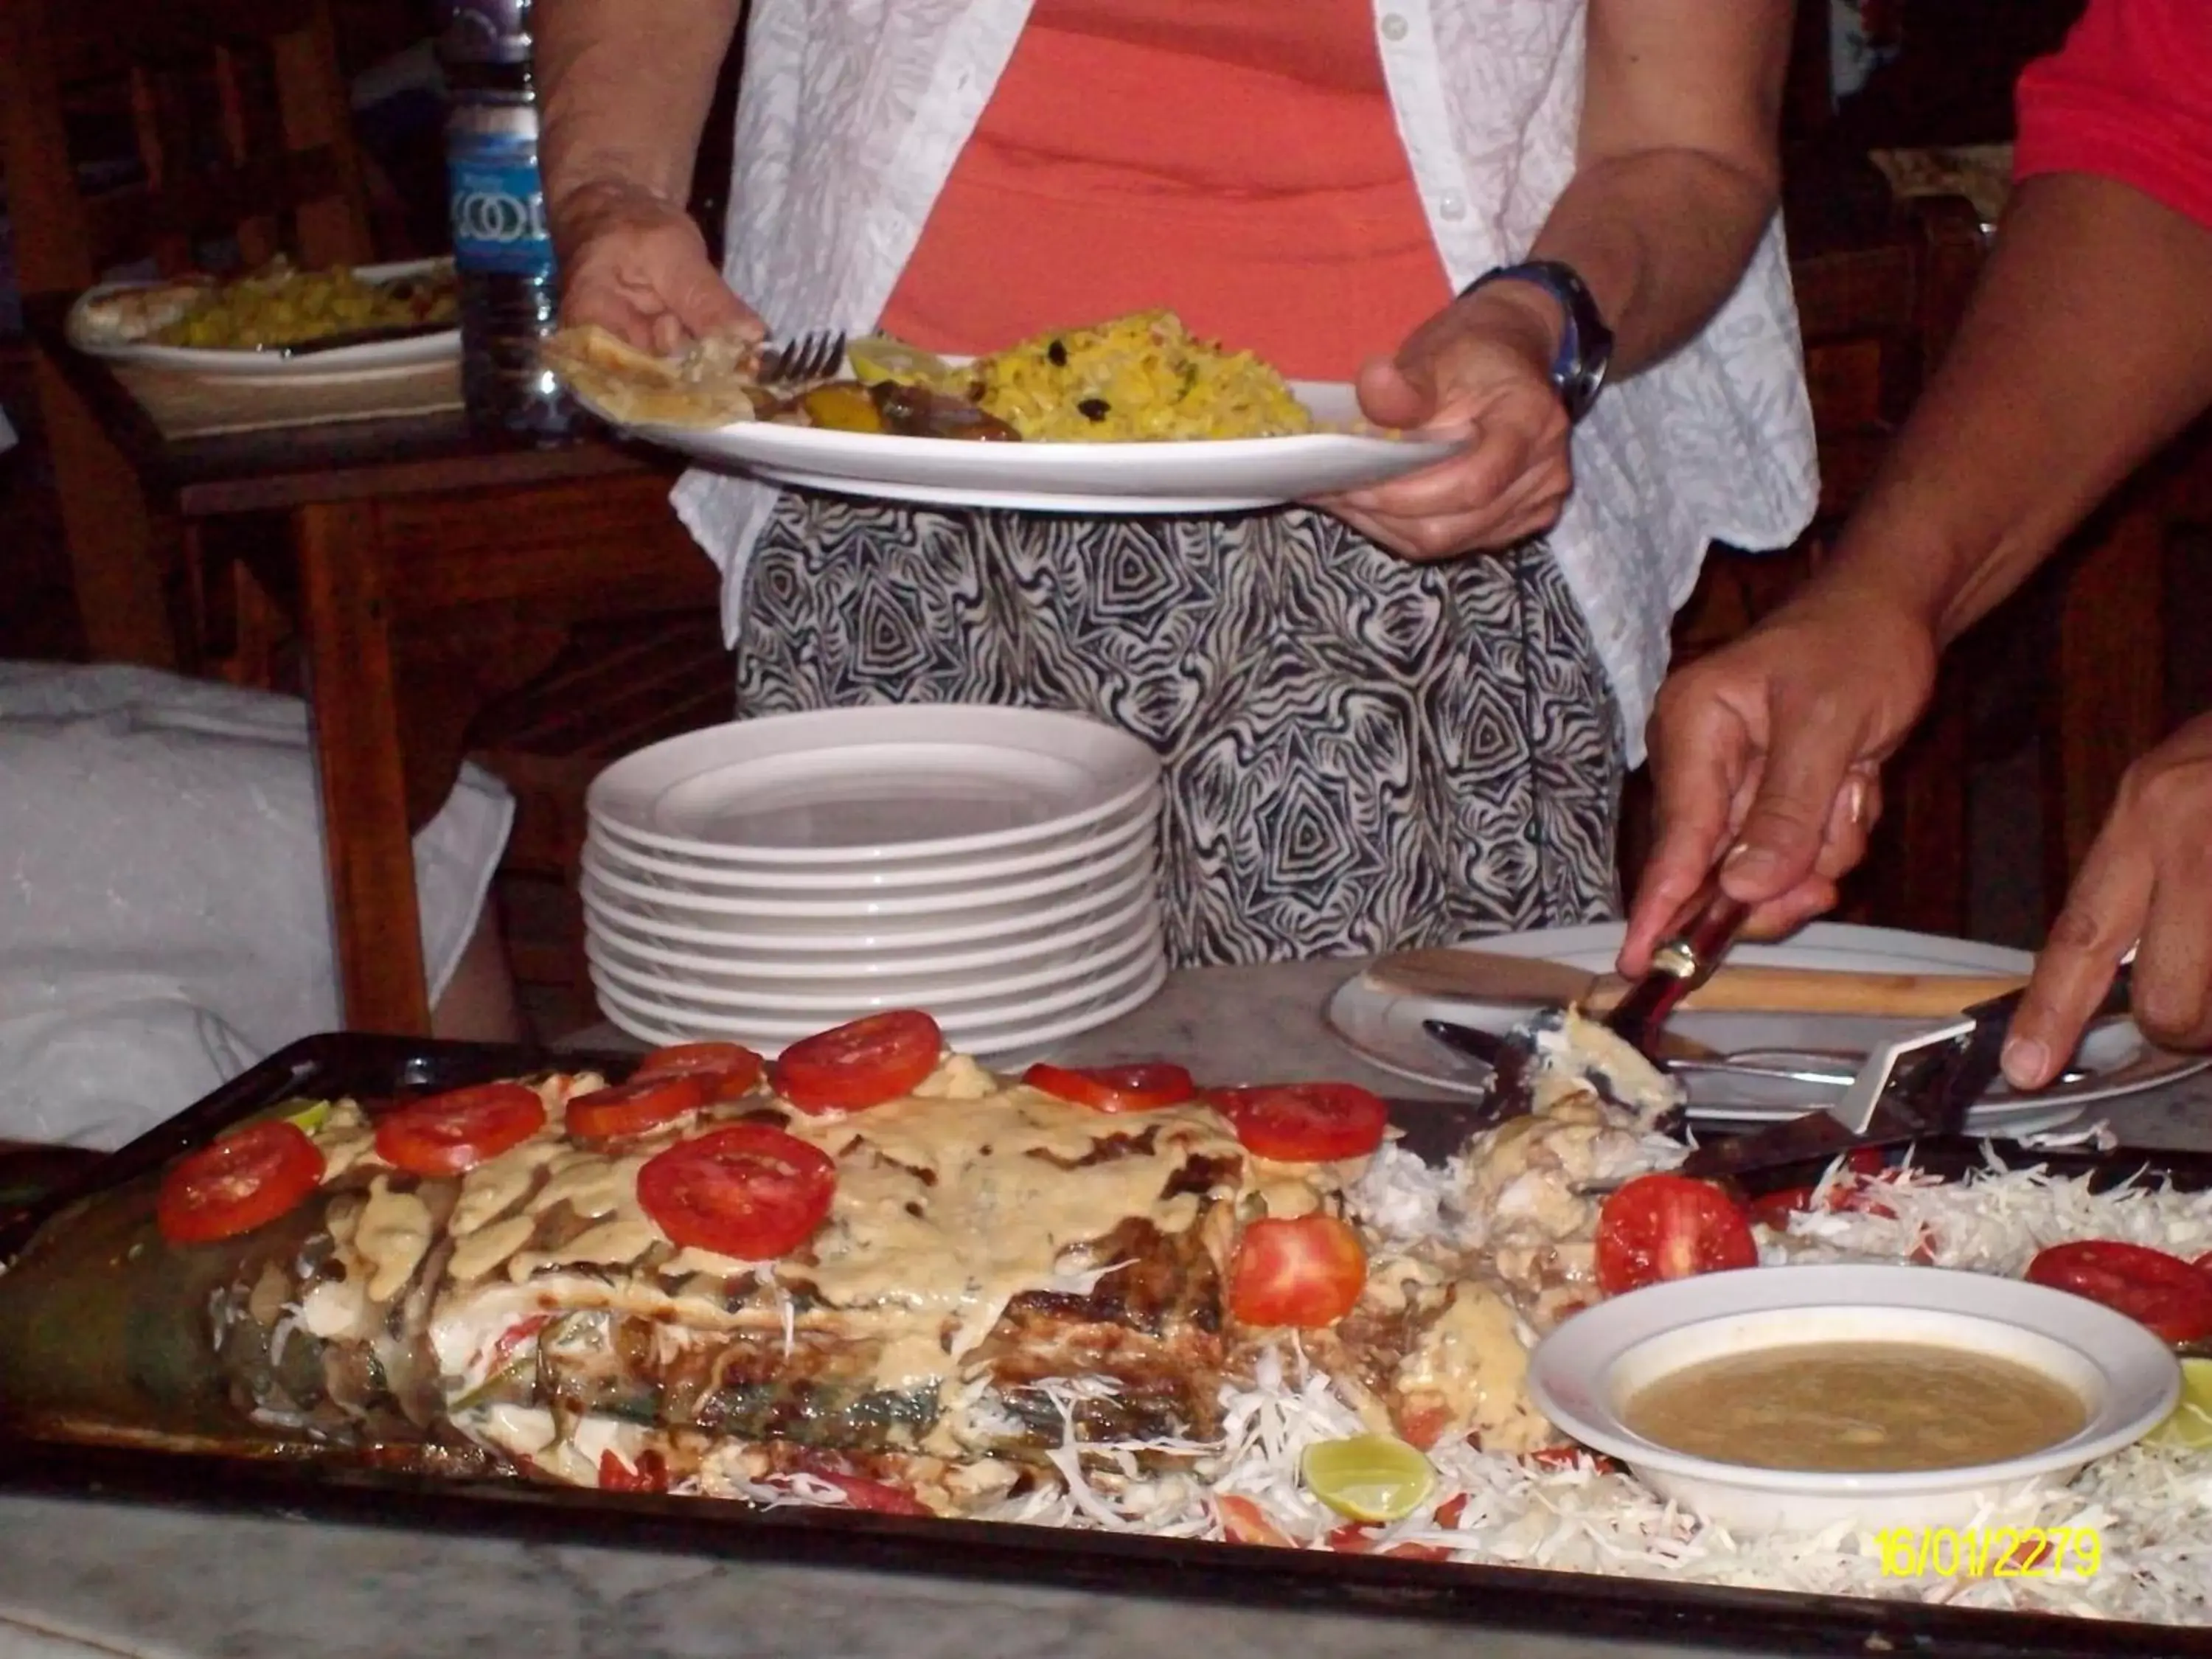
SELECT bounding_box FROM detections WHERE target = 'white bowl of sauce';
[1527,1264,2181,1535]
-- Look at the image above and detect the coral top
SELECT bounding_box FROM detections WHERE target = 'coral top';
[2012,0,2212,231]
[877,0,1452,383]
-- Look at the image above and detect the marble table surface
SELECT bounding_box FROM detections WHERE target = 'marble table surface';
[4,953,2209,1659]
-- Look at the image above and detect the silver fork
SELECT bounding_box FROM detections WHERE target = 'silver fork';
[756,328,847,386]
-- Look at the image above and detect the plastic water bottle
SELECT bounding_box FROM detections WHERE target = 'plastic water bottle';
[438,0,575,441]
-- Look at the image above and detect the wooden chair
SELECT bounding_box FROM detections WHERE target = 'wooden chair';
[1,0,374,672]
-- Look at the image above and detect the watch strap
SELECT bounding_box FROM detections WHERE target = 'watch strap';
[1458,260,1614,422]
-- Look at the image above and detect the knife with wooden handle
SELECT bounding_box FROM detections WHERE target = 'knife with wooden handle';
[1368,948,2028,1020]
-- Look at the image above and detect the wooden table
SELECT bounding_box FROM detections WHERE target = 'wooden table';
[24,294,723,1036]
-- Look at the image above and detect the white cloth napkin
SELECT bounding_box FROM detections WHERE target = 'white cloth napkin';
[0,663,512,1150]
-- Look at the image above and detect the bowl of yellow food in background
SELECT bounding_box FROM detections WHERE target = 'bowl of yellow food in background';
[1527,1264,2181,1536]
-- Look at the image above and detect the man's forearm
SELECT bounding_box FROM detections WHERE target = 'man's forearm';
[1809,172,2212,644]
[535,0,743,218]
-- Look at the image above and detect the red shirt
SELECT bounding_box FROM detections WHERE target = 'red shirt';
[878,0,1450,383]
[2012,0,2212,229]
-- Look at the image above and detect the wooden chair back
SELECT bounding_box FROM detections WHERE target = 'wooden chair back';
[2,0,376,670]
[1,0,375,296]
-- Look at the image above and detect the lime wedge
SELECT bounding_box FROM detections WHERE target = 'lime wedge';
[1301,1433,1436,1523]
[281,1099,332,1135]
[846,335,950,386]
[2144,1356,2212,1450]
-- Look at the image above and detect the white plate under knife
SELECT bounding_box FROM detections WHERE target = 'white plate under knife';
[1325,920,2207,1135]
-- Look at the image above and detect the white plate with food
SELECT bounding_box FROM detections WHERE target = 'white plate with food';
[66,257,460,378]
[549,310,1467,513]
[1325,921,2207,1133]
[631,380,1465,513]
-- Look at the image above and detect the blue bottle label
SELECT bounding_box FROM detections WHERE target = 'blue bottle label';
[448,130,554,277]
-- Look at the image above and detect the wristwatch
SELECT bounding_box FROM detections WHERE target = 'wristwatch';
[1458,260,1614,423]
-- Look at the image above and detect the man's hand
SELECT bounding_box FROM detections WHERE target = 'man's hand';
[2006,711,2212,1088]
[1621,588,1940,975]
[552,178,762,355]
[1311,285,1574,561]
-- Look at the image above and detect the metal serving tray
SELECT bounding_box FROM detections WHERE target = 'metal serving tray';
[1,1033,2207,1659]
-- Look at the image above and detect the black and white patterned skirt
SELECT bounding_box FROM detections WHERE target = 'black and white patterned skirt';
[738,492,1625,967]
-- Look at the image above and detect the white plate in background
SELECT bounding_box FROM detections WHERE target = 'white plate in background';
[66,259,459,378]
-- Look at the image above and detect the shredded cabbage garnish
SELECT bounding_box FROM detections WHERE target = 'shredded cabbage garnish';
[693,1149,2212,1627]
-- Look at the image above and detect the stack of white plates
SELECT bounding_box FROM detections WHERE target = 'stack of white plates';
[582,706,1168,1055]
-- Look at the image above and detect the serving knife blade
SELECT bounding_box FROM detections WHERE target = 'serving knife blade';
[1673,963,2136,1183]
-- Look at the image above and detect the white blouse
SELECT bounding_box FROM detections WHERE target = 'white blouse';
[671,0,1819,760]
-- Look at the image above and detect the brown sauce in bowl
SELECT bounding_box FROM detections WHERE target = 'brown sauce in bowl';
[1622,1341,2087,1472]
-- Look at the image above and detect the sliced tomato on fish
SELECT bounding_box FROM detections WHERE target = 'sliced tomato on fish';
[1594,1174,1758,1296]
[632,1040,765,1100]
[566,1072,708,1140]
[636,1123,836,1260]
[1204,1082,1388,1162]
[773,1009,942,1114]
[2024,1240,2212,1345]
[1023,1061,1194,1113]
[1228,1214,1368,1328]
[375,1082,546,1176]
[156,1120,325,1245]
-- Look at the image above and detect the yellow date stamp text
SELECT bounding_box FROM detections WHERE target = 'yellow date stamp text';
[1874,1525,2101,1578]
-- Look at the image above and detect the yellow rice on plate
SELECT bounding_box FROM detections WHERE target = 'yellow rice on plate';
[927,310,1315,442]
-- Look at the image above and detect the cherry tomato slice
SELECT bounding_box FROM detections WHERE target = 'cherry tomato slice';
[156,1119,325,1245]
[374,1082,546,1177]
[566,1073,708,1140]
[1205,1083,1389,1163]
[1023,1061,1195,1113]
[1594,1174,1759,1296]
[1217,1494,1293,1547]
[2024,1240,2212,1344]
[1228,1214,1368,1328]
[1843,1146,1888,1178]
[773,1010,942,1114]
[1746,1185,1818,1231]
[633,1041,765,1101]
[597,1449,668,1492]
[636,1124,837,1259]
